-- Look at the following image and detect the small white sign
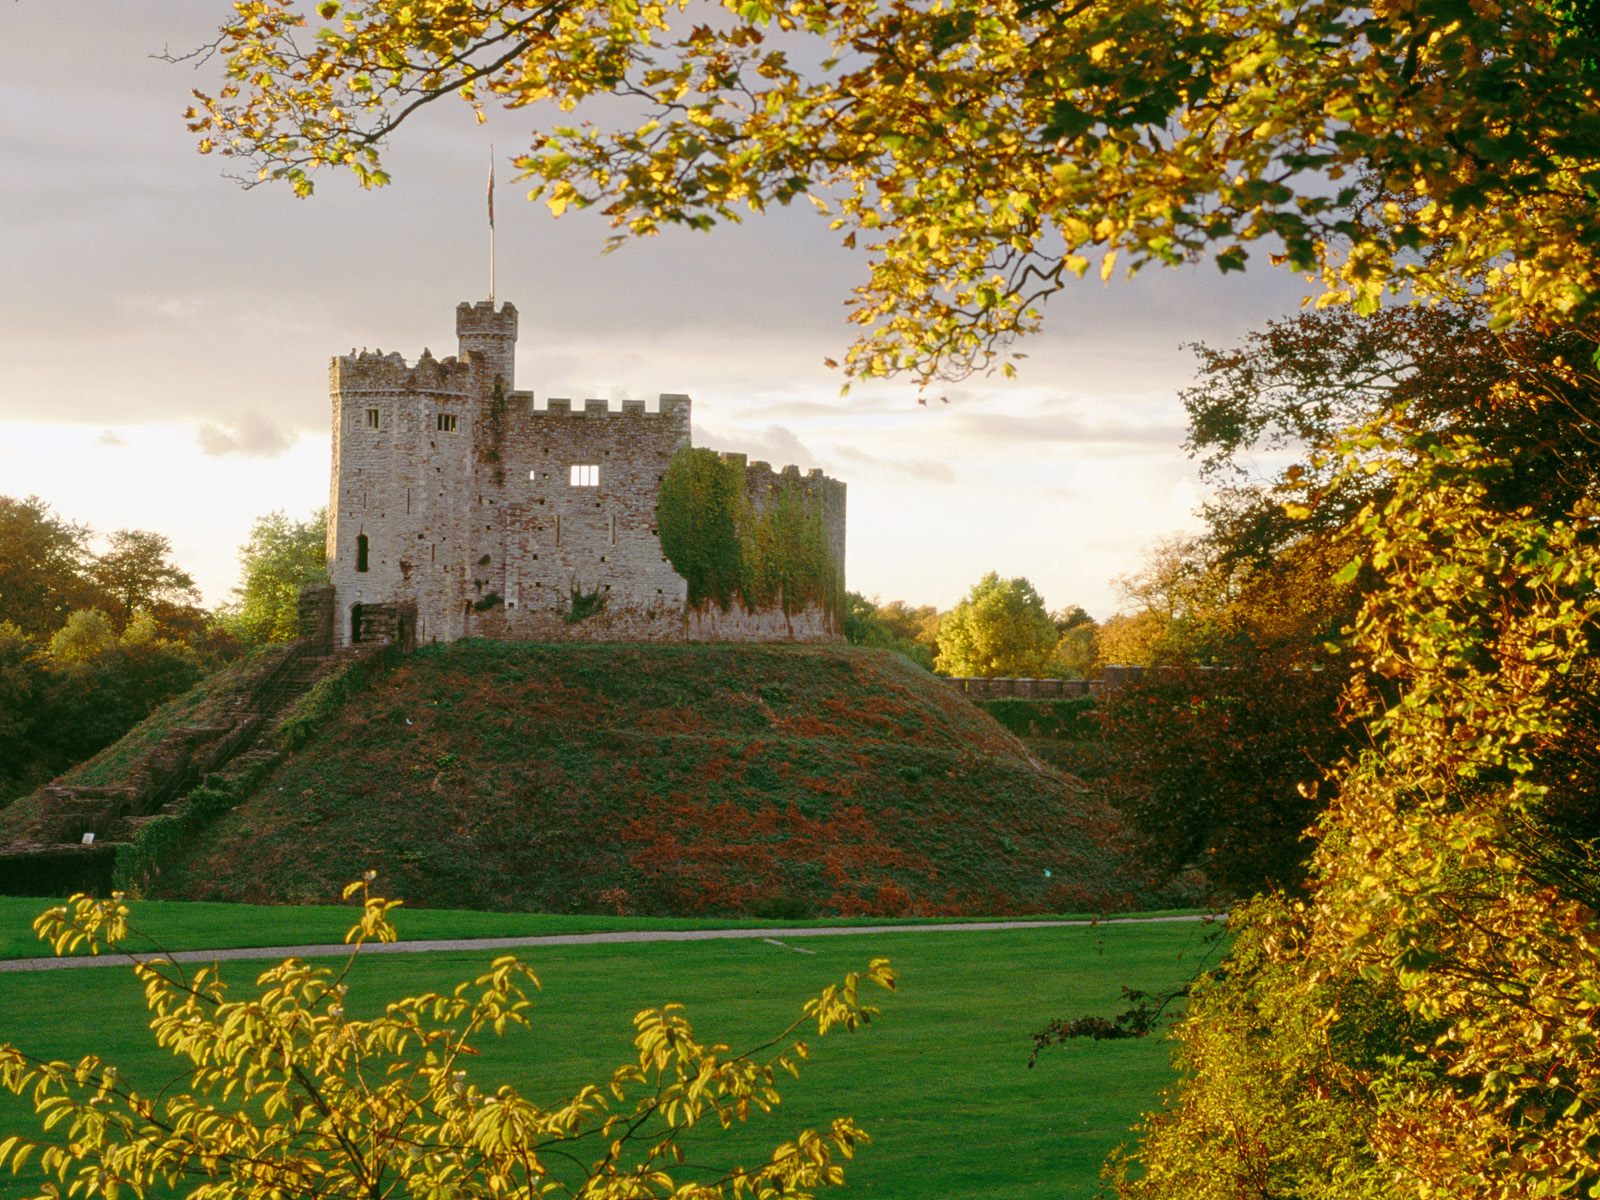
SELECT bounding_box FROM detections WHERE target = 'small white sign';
[81,832,95,845]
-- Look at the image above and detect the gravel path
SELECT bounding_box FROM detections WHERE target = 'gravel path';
[0,913,1222,974]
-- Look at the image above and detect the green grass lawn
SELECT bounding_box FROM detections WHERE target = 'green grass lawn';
[0,905,1221,1199]
[0,894,1210,961]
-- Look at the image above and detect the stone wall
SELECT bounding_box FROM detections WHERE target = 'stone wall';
[326,298,844,648]
[327,345,480,648]
[943,666,1152,699]
[463,394,691,637]
[297,583,335,653]
[353,601,418,650]
[737,455,848,583]
[469,599,837,644]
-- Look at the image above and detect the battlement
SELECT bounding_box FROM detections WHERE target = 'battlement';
[455,300,518,338]
[726,455,846,498]
[533,394,691,421]
[456,299,518,387]
[330,348,479,397]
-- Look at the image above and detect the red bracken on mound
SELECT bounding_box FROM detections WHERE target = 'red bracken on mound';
[155,642,1143,917]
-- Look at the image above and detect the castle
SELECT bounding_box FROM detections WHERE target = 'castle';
[323,299,846,648]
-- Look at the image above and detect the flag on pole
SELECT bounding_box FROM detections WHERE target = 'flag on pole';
[487,145,497,303]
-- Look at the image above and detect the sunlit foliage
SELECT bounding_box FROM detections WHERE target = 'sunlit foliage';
[656,448,840,615]
[188,1,1600,382]
[1117,374,1600,1198]
[221,510,329,645]
[935,572,1057,677]
[0,879,895,1199]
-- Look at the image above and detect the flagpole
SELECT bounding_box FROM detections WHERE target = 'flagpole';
[487,144,497,304]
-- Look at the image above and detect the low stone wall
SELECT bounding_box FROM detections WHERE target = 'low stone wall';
[942,665,1151,699]
[0,639,343,897]
[297,583,336,653]
[465,600,840,644]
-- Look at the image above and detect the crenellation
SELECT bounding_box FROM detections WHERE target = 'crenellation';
[326,297,843,649]
[455,300,517,388]
[330,350,477,399]
[512,397,692,420]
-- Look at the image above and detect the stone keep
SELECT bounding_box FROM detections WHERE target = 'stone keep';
[326,299,846,648]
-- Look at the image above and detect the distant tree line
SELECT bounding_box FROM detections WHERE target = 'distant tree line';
[0,500,325,805]
[843,578,1096,679]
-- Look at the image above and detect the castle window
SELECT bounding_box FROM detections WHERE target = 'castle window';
[437,413,458,432]
[356,534,370,573]
[366,407,380,429]
[570,463,599,487]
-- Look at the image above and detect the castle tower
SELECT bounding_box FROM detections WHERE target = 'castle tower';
[322,296,846,649]
[456,300,517,390]
[326,342,480,649]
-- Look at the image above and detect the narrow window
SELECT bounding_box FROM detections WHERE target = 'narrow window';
[437,413,458,432]
[609,514,617,545]
[569,463,599,487]
[365,407,380,429]
[356,534,370,573]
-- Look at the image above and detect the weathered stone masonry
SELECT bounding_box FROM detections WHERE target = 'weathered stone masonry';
[328,299,846,647]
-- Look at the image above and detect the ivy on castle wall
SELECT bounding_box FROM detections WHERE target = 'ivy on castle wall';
[656,448,840,616]
[656,448,747,610]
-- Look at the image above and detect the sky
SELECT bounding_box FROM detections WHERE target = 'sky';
[0,3,1316,619]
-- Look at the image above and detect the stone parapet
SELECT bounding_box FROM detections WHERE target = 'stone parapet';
[330,349,479,399]
[944,677,1095,699]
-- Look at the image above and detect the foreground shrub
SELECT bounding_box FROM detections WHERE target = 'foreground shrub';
[0,878,895,1199]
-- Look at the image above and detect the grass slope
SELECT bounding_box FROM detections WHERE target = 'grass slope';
[979,697,1113,783]
[157,642,1134,916]
[0,908,1220,1199]
[0,646,287,836]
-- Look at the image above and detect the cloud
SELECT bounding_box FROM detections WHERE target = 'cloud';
[96,430,126,447]
[949,409,1186,449]
[829,443,958,484]
[196,411,297,458]
[753,391,914,420]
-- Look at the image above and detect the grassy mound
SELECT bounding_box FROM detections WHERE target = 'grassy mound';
[156,642,1135,916]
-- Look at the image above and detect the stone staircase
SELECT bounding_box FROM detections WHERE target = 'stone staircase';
[0,640,354,896]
